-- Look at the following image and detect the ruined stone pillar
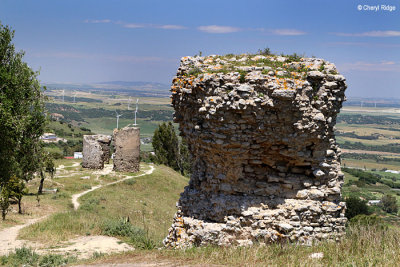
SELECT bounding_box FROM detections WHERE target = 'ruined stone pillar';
[82,135,112,169]
[113,126,140,172]
[164,54,347,247]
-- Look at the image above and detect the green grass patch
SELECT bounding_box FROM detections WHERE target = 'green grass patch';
[19,164,188,247]
[0,247,76,267]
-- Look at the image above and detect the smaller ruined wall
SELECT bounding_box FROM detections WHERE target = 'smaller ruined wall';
[113,127,140,172]
[82,135,112,169]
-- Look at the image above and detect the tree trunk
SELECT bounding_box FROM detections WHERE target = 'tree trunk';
[2,209,5,221]
[38,170,45,195]
[18,198,22,214]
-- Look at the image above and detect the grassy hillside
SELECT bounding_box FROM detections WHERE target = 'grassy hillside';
[19,164,188,246]
[45,120,92,141]
[10,160,400,267]
[42,121,93,157]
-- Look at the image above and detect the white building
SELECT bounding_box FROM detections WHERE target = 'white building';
[385,170,400,174]
[368,200,380,206]
[74,152,83,159]
[40,133,67,143]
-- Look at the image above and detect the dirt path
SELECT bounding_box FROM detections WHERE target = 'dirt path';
[0,164,155,259]
[0,217,135,259]
[58,164,155,258]
[0,217,46,256]
[72,164,155,210]
[45,235,134,259]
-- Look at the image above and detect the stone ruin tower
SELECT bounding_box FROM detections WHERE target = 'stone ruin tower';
[164,54,347,247]
[82,134,112,169]
[113,126,140,172]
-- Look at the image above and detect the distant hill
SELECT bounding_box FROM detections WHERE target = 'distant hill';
[97,81,167,87]
[43,81,170,97]
[344,97,400,108]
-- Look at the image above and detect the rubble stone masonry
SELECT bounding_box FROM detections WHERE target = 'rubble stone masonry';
[113,127,140,172]
[82,134,111,169]
[164,54,347,247]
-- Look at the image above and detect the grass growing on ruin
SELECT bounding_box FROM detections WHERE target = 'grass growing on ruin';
[19,164,188,246]
[181,51,336,81]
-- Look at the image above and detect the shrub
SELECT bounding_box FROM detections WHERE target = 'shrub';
[188,67,202,76]
[258,47,272,56]
[0,247,39,266]
[92,251,105,259]
[51,192,69,200]
[101,218,156,249]
[80,197,100,212]
[239,72,246,83]
[286,52,303,62]
[343,168,381,184]
[102,218,144,237]
[380,194,398,214]
[124,179,136,185]
[345,195,370,219]
[0,247,75,267]
[38,254,76,267]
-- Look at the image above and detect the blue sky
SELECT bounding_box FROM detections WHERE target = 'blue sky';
[1,0,399,98]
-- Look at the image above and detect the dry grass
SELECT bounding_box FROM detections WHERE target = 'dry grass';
[19,164,188,246]
[76,225,400,266]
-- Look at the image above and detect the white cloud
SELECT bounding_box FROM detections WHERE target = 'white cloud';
[84,20,305,36]
[157,24,186,30]
[84,19,111,24]
[123,23,146,29]
[339,61,400,72]
[85,19,186,30]
[268,29,306,36]
[197,25,241,34]
[122,23,186,30]
[334,30,400,37]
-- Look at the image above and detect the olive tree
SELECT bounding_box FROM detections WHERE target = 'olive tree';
[0,23,46,219]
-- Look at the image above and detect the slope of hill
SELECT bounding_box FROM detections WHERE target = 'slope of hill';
[2,161,398,266]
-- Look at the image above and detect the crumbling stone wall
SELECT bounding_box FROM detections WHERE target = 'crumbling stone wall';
[164,54,347,248]
[82,135,111,169]
[113,126,140,172]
